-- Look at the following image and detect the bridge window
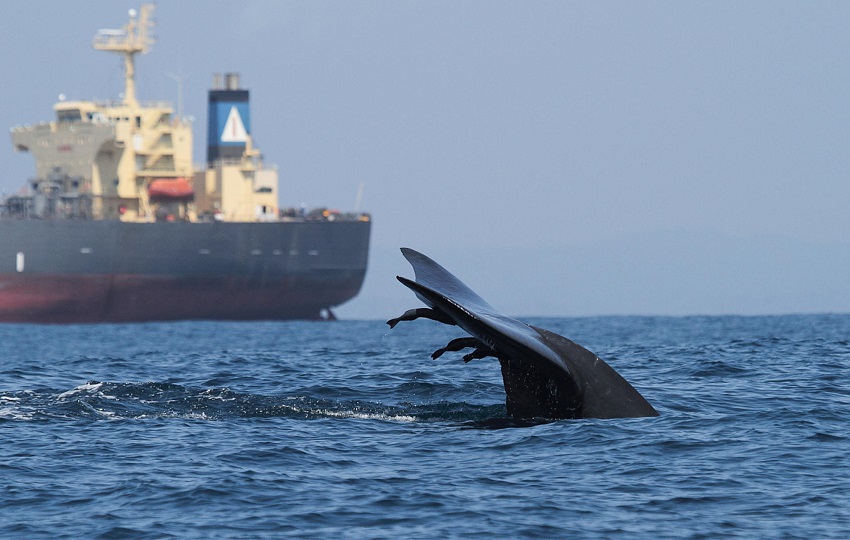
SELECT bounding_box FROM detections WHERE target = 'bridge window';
[57,110,82,123]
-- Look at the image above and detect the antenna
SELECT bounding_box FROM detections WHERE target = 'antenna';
[92,3,156,106]
[354,181,365,213]
[164,72,185,118]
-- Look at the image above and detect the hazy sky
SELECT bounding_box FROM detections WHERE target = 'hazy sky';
[2,1,849,318]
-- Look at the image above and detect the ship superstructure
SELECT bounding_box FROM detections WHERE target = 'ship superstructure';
[10,5,194,222]
[194,73,280,223]
[9,4,285,226]
[1,4,371,322]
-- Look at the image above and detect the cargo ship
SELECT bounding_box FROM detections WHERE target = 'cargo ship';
[1,4,370,323]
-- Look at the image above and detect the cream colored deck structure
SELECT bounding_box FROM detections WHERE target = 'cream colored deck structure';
[10,4,278,224]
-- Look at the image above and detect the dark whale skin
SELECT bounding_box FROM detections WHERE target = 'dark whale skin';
[389,248,658,420]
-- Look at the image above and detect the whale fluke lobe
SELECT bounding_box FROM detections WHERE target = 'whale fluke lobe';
[388,247,659,420]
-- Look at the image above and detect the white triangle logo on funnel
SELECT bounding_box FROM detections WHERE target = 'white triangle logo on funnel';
[220,106,248,142]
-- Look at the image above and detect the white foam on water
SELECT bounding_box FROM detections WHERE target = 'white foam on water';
[316,408,417,422]
[56,382,104,400]
[0,407,34,420]
[200,389,236,401]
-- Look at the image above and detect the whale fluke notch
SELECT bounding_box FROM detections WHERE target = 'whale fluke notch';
[388,247,659,420]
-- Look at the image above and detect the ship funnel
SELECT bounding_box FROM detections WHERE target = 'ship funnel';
[207,72,250,165]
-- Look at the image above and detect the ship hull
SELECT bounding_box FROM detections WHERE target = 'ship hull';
[0,220,370,323]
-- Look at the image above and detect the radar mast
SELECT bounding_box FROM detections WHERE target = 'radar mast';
[92,4,155,106]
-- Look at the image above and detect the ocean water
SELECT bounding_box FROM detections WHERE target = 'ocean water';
[1,315,848,538]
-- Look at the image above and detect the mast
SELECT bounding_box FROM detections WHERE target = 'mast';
[92,4,155,106]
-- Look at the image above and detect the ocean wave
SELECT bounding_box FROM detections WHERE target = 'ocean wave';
[1,316,849,538]
[0,380,509,426]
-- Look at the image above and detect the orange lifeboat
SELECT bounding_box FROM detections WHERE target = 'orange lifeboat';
[148,178,194,202]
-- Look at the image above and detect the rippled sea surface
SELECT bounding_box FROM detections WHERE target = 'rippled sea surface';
[1,315,848,538]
